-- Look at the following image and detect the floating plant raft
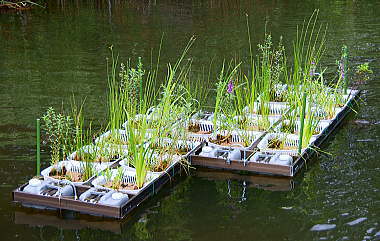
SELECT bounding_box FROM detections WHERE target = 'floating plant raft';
[12,89,359,218]
[13,153,191,219]
[189,89,361,176]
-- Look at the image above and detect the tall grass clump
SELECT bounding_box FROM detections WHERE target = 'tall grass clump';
[213,61,240,132]
[289,10,327,90]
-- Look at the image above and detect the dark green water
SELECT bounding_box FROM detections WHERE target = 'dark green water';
[1,0,379,240]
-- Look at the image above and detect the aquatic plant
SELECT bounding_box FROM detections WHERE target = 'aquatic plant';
[288,10,326,93]
[104,168,112,181]
[119,57,145,116]
[339,45,349,93]
[299,94,319,150]
[356,62,373,75]
[182,59,212,113]
[213,61,240,132]
[82,161,96,181]
[107,47,128,138]
[111,166,124,190]
[42,107,73,166]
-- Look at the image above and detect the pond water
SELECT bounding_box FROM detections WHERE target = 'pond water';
[1,0,379,240]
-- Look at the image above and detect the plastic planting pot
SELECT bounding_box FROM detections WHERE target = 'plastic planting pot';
[41,160,108,185]
[208,130,264,150]
[91,167,160,195]
[185,119,214,133]
[186,132,211,142]
[234,114,282,132]
[69,144,125,166]
[243,101,290,116]
[257,133,317,157]
[151,138,201,157]
[95,130,128,145]
[280,119,331,136]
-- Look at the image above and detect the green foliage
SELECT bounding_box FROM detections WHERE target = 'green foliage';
[213,61,240,132]
[82,161,95,181]
[42,107,73,165]
[356,62,373,75]
[112,166,124,190]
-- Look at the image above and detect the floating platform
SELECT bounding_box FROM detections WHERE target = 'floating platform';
[13,160,185,219]
[12,90,360,219]
[189,90,361,177]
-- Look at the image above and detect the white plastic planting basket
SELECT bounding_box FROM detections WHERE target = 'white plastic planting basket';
[190,111,213,121]
[153,138,201,153]
[91,167,160,195]
[298,119,330,136]
[237,114,282,131]
[96,130,128,145]
[121,109,155,129]
[69,144,125,166]
[186,132,211,142]
[280,119,331,136]
[119,152,182,173]
[208,130,264,150]
[311,89,358,120]
[146,153,182,172]
[243,101,290,116]
[257,133,317,156]
[95,129,154,146]
[312,106,343,120]
[41,160,108,185]
[186,119,214,133]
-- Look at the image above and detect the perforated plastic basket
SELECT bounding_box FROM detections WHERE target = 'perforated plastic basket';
[243,101,290,116]
[208,130,264,150]
[41,160,108,184]
[257,133,317,156]
[234,114,282,132]
[91,167,160,195]
[280,119,331,136]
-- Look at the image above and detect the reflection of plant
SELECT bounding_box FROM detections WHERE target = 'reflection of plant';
[42,107,73,166]
[215,180,247,219]
[132,219,152,240]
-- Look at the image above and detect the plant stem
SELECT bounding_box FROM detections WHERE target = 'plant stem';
[36,118,40,176]
[298,92,307,155]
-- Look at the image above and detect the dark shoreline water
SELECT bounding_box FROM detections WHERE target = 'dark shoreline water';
[1,1,379,240]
